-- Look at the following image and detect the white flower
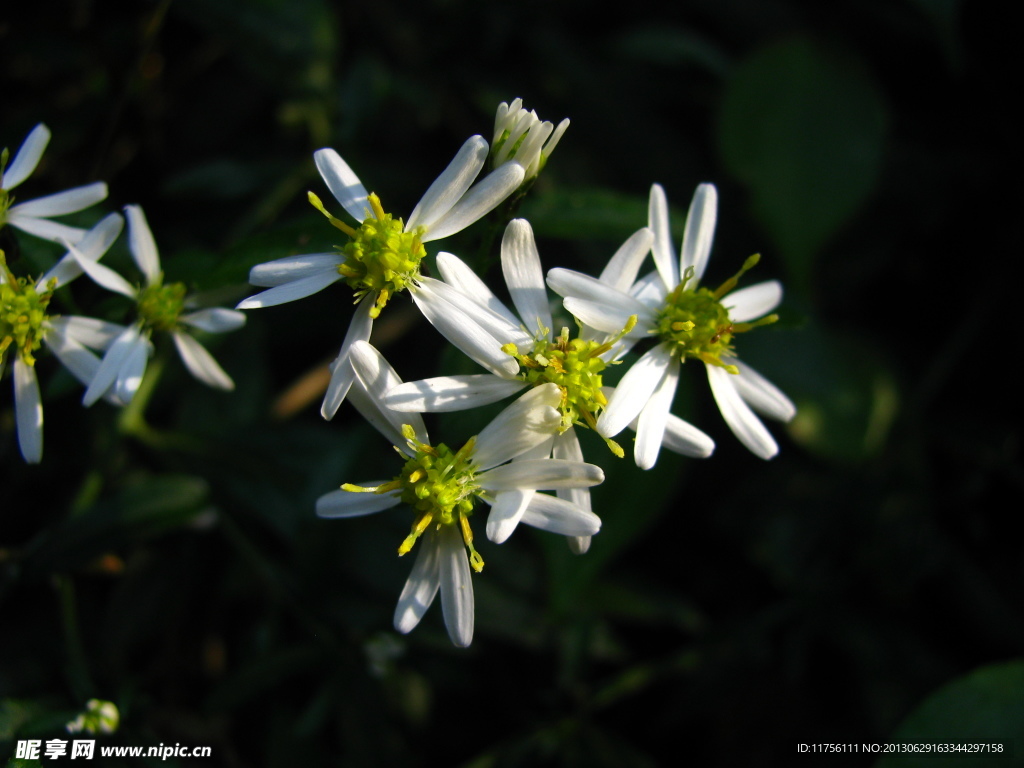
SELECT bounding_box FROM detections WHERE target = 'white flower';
[235,134,526,420]
[1,213,125,462]
[491,98,569,180]
[0,123,108,244]
[315,340,603,647]
[73,205,246,406]
[547,183,796,463]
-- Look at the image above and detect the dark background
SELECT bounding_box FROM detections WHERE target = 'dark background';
[2,1,1020,766]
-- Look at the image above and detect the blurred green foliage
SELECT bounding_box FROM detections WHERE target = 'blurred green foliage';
[1,0,1019,766]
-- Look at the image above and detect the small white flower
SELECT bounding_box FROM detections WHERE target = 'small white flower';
[236,133,526,420]
[491,98,569,180]
[547,183,796,464]
[73,205,246,406]
[1,213,125,462]
[0,123,108,244]
[315,340,603,647]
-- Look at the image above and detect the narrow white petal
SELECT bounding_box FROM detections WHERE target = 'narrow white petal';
[478,459,604,492]
[438,525,474,647]
[707,363,779,459]
[120,205,160,283]
[180,307,246,334]
[320,298,374,420]
[315,485,402,518]
[599,227,655,292]
[37,212,124,290]
[422,161,524,242]
[648,183,678,290]
[435,251,522,329]
[634,354,680,470]
[172,331,234,390]
[68,245,137,298]
[562,297,652,337]
[114,335,151,404]
[472,383,562,470]
[552,428,592,553]
[14,358,43,463]
[83,325,144,406]
[235,270,342,309]
[385,375,524,412]
[414,277,530,350]
[249,253,343,287]
[629,269,670,305]
[410,283,520,378]
[406,135,488,232]
[520,494,601,537]
[733,360,796,422]
[8,182,108,218]
[2,123,50,189]
[347,340,428,445]
[659,413,716,458]
[725,280,783,323]
[597,344,673,438]
[7,215,88,244]
[680,183,717,285]
[313,148,369,222]
[501,219,552,336]
[43,325,101,386]
[485,489,535,544]
[547,268,653,326]
[394,532,441,635]
[46,315,124,350]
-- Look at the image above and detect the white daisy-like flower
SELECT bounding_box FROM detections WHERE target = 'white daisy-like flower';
[316,340,604,647]
[547,183,796,464]
[235,134,526,420]
[0,123,108,244]
[385,218,714,548]
[72,205,246,406]
[490,98,569,181]
[1,213,125,462]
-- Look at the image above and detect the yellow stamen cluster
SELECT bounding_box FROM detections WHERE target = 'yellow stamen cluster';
[655,255,777,372]
[0,250,54,366]
[137,280,187,332]
[341,424,485,572]
[310,191,427,320]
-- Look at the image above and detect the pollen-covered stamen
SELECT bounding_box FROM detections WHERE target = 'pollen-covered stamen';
[0,251,54,366]
[342,424,486,571]
[137,280,187,332]
[655,256,777,372]
[312,191,427,320]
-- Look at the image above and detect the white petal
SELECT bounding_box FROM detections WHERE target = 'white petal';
[347,340,428,446]
[248,253,343,287]
[410,282,520,378]
[14,358,43,463]
[435,251,522,329]
[422,161,524,242]
[630,269,668,304]
[733,360,796,422]
[414,277,530,350]
[547,268,653,328]
[406,135,488,232]
[680,183,717,285]
[313,148,369,222]
[114,335,151,404]
[180,307,247,333]
[172,331,234,390]
[123,205,161,283]
[46,315,124,350]
[37,212,124,290]
[394,532,441,635]
[552,428,592,553]
[597,344,673,438]
[385,374,524,412]
[479,459,604,492]
[485,489,535,544]
[83,325,145,406]
[726,280,783,323]
[315,485,402,518]
[562,297,651,337]
[472,383,562,470]
[68,244,137,298]
[321,298,374,420]
[659,413,716,458]
[43,325,101,386]
[707,363,778,459]
[6,215,88,244]
[501,219,552,336]
[235,269,342,309]
[438,524,474,647]
[599,227,655,293]
[8,182,108,218]
[2,123,50,189]
[648,183,678,290]
[520,494,601,537]
[634,354,680,470]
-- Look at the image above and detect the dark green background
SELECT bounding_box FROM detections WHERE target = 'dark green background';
[2,1,1019,765]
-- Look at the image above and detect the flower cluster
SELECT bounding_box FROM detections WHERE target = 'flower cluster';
[236,99,796,645]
